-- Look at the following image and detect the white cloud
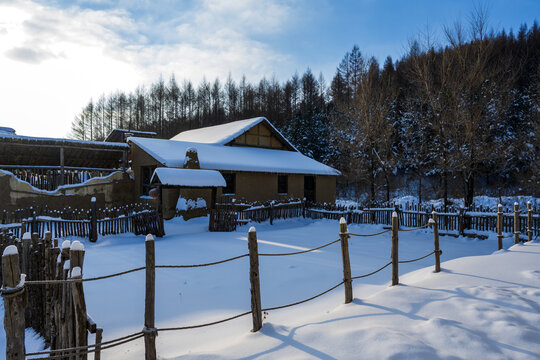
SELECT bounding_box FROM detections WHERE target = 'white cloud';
[0,0,301,137]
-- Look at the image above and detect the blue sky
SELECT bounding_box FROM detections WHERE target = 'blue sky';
[0,0,538,137]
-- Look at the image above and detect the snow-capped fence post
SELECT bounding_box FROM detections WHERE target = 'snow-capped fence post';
[144,234,157,360]
[497,204,503,250]
[526,202,532,242]
[2,245,26,360]
[269,203,274,225]
[391,212,399,286]
[89,197,97,242]
[339,218,353,303]
[458,209,465,236]
[431,212,441,273]
[247,227,263,331]
[513,203,520,244]
[70,241,88,359]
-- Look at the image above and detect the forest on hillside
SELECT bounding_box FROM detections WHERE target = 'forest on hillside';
[70,15,540,207]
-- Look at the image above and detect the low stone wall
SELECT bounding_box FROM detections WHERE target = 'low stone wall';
[0,170,141,213]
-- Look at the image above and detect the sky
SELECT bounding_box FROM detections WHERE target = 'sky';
[0,0,538,138]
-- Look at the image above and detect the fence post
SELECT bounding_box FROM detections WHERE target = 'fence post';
[269,203,274,225]
[458,209,465,236]
[339,218,353,303]
[70,241,87,360]
[431,212,441,273]
[95,328,103,360]
[527,201,533,242]
[391,212,399,286]
[247,227,262,332]
[513,202,520,244]
[497,204,503,250]
[43,231,53,341]
[90,197,97,243]
[2,245,26,360]
[144,234,157,360]
[157,185,165,237]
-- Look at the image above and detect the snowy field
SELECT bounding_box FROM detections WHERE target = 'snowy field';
[1,216,539,359]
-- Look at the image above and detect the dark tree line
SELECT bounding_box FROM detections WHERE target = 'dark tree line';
[71,18,540,206]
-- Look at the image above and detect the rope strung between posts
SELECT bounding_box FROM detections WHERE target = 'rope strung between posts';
[156,253,249,268]
[25,331,144,359]
[259,238,341,256]
[262,281,345,312]
[351,261,392,280]
[158,311,252,332]
[157,281,346,333]
[24,266,146,285]
[348,229,391,237]
[398,223,430,232]
[25,253,251,285]
[399,250,439,264]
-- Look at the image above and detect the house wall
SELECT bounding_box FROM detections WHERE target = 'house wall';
[315,175,336,204]
[228,122,289,150]
[218,172,337,204]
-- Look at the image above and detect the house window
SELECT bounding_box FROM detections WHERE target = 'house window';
[278,175,288,194]
[222,173,236,194]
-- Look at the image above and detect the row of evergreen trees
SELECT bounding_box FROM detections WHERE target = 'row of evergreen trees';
[71,19,540,206]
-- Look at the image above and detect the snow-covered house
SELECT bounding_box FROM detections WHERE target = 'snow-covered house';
[128,117,340,211]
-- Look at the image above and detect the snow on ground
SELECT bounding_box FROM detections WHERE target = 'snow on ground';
[1,216,539,359]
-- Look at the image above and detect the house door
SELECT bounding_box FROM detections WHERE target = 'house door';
[304,176,316,203]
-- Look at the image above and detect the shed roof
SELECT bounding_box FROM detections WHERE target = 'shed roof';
[170,117,297,151]
[151,168,226,187]
[0,132,128,168]
[105,129,157,143]
[129,137,340,176]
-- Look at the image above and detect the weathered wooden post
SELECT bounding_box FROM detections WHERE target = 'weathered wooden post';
[269,203,274,225]
[144,234,157,360]
[513,202,520,244]
[21,232,31,282]
[95,328,103,360]
[43,231,53,340]
[458,209,465,236]
[31,211,37,235]
[70,241,87,360]
[247,227,262,331]
[2,245,26,360]
[527,201,533,242]
[59,147,65,187]
[157,186,165,237]
[391,211,399,286]
[90,197,97,242]
[496,204,503,250]
[339,217,353,303]
[431,212,441,273]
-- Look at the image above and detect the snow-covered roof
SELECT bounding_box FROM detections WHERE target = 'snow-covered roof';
[130,137,340,176]
[0,131,129,149]
[105,128,157,143]
[170,117,297,151]
[0,127,16,135]
[151,168,226,187]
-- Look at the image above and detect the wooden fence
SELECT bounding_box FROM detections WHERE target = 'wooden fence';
[230,201,539,241]
[1,202,153,225]
[0,231,102,359]
[3,214,442,360]
[0,207,164,241]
